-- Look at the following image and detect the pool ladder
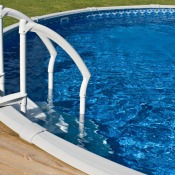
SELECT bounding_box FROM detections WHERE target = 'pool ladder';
[0,5,90,117]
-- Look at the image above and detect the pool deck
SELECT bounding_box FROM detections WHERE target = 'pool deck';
[0,122,87,175]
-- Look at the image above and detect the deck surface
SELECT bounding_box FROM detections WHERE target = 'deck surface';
[0,122,87,175]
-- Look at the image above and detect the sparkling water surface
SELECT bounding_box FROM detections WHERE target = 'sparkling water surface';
[4,11,175,174]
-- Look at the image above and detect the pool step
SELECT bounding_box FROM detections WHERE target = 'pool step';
[0,92,26,106]
[12,98,47,119]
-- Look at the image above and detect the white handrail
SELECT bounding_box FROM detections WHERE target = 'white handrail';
[0,5,57,97]
[0,4,90,116]
[0,5,5,96]
[19,19,27,113]
[20,19,91,115]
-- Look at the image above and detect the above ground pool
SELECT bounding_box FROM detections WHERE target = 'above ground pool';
[4,6,175,174]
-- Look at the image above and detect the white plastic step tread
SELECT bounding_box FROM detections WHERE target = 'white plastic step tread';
[0,92,26,106]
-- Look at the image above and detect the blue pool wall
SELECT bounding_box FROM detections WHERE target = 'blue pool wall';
[4,6,175,42]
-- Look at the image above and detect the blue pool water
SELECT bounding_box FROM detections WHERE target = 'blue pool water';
[4,8,175,174]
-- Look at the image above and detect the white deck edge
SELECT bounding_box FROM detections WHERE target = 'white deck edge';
[0,105,144,175]
[2,4,175,174]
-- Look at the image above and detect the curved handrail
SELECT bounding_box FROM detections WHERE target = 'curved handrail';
[0,5,57,94]
[20,19,91,115]
[0,4,90,116]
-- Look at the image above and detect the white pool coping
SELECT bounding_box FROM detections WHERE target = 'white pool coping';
[2,4,175,174]
[0,103,144,175]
